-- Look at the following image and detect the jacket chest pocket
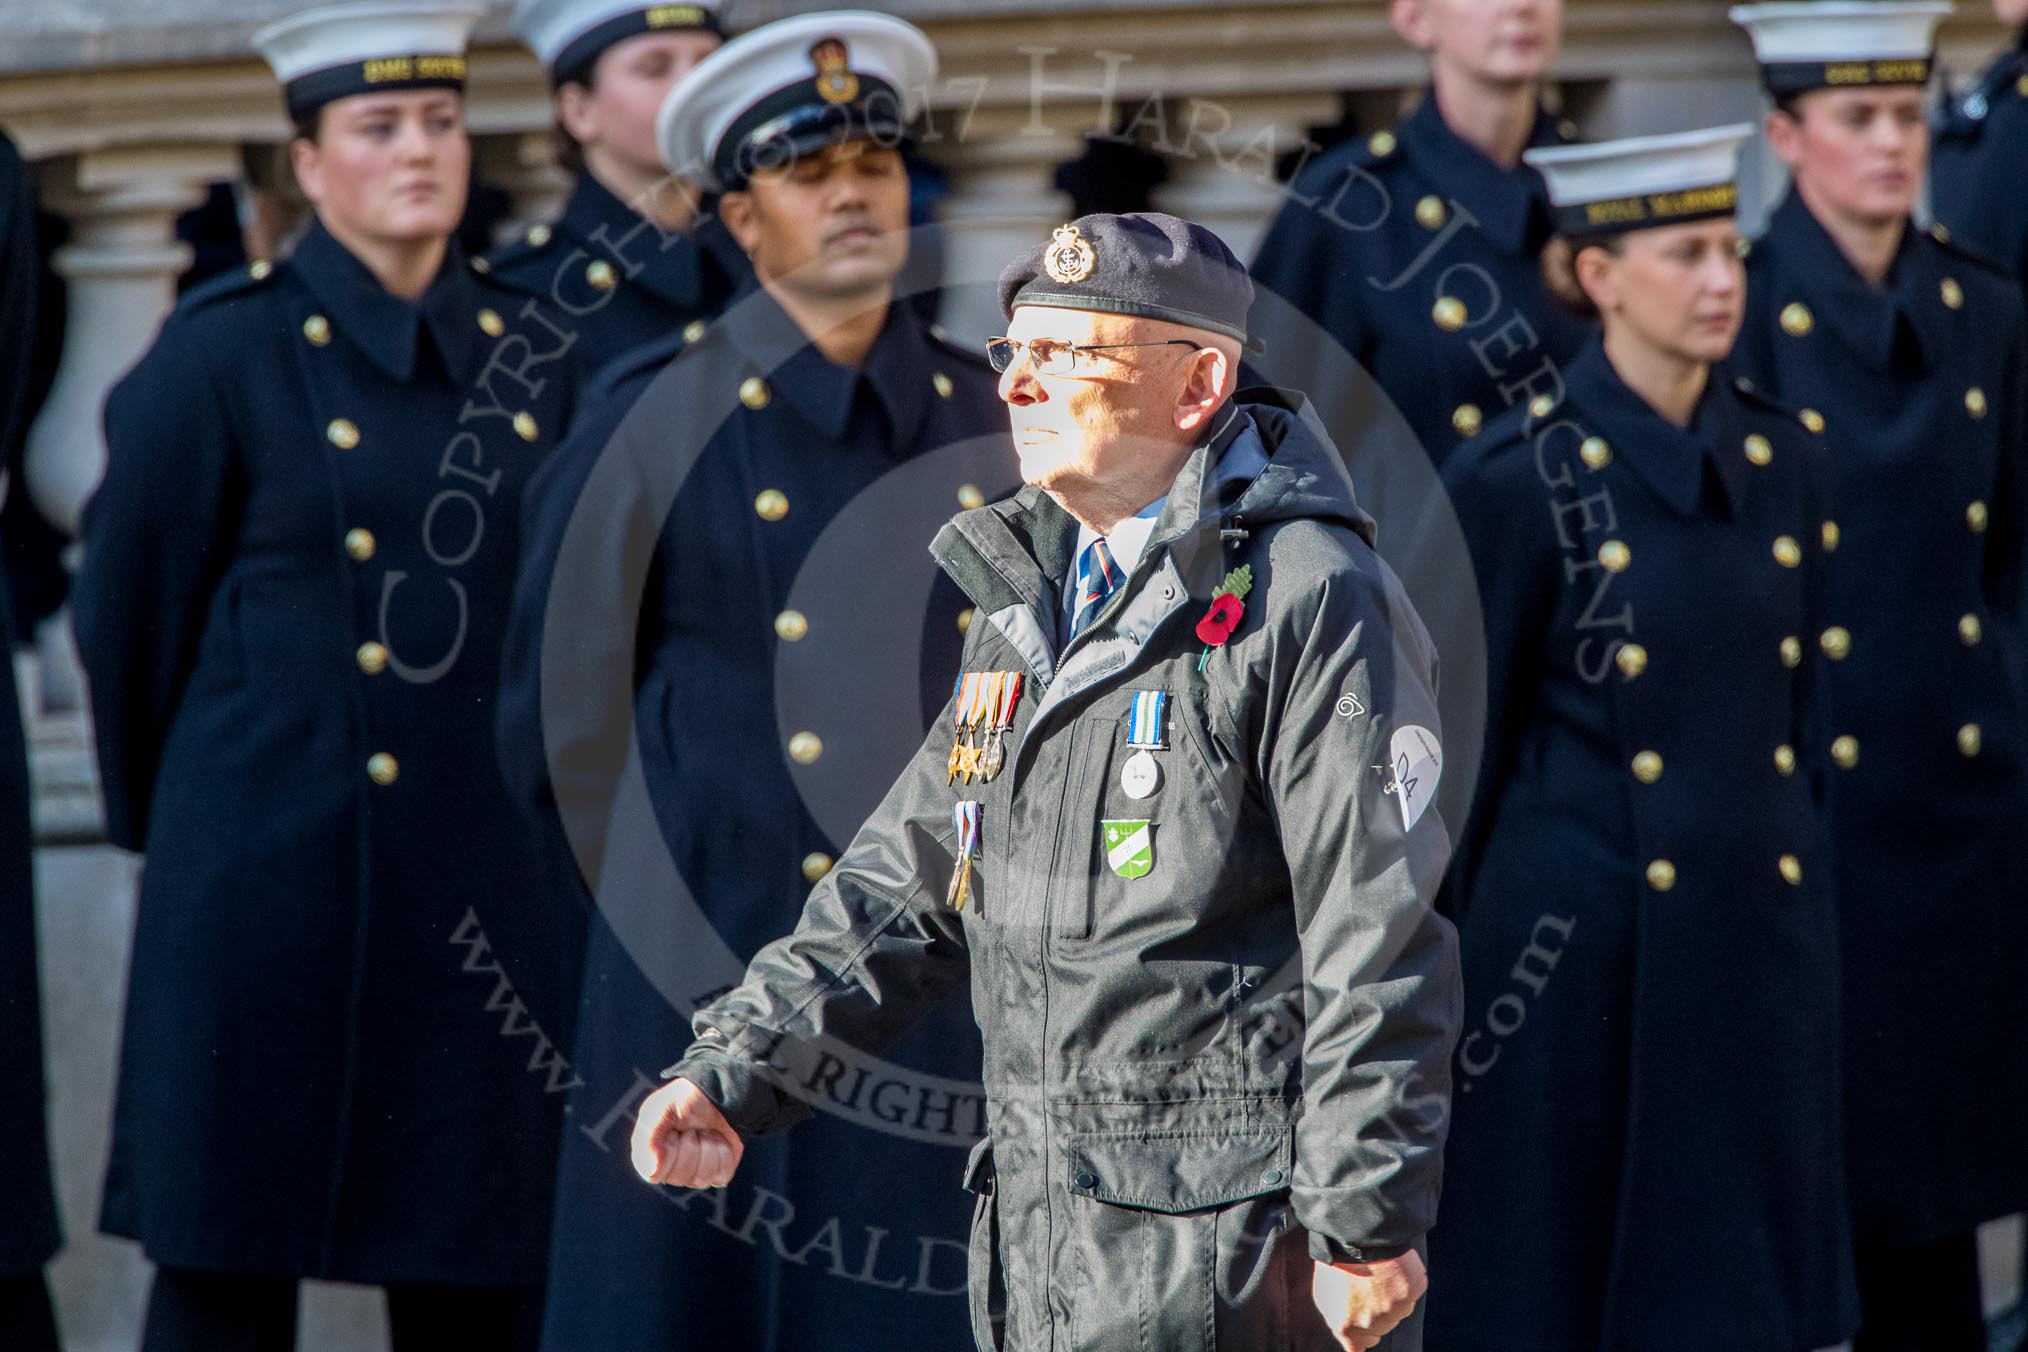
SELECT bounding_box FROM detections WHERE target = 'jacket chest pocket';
[1050,690,1234,942]
[1060,1128,1296,1352]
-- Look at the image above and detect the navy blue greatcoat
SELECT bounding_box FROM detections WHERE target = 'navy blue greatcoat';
[1426,342,1859,1352]
[73,221,585,1284]
[1932,29,2028,315]
[482,171,750,378]
[0,128,59,1279]
[1733,190,2028,1244]
[1248,94,1593,469]
[499,284,1012,1350]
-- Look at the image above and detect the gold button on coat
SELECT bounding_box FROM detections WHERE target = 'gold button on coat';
[1367,130,1397,157]
[1959,723,1983,758]
[1415,195,1447,229]
[1779,855,1802,885]
[956,483,985,510]
[513,412,539,442]
[682,319,708,343]
[328,419,360,450]
[1529,394,1557,418]
[802,852,835,884]
[1646,860,1677,892]
[1452,404,1483,437]
[1821,521,1840,552]
[1772,535,1802,568]
[367,752,399,786]
[528,224,552,247]
[586,260,617,291]
[1941,277,1965,310]
[1799,408,1825,434]
[356,641,389,675]
[303,315,331,346]
[1631,751,1663,784]
[1820,626,1851,660]
[1580,436,1611,469]
[249,260,273,280]
[1781,302,1814,337]
[477,309,505,337]
[754,489,788,522]
[933,372,955,398]
[1598,540,1631,573]
[1774,744,1796,776]
[1615,643,1648,679]
[957,608,975,634]
[1744,434,1773,466]
[1966,387,1988,419]
[1780,635,1802,668]
[774,610,808,642]
[1968,500,1989,533]
[787,732,823,765]
[1961,613,1983,645]
[1832,735,1859,769]
[1432,297,1468,331]
[740,376,772,410]
[344,528,376,561]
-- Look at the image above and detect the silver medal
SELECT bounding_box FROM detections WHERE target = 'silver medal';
[1120,749,1162,800]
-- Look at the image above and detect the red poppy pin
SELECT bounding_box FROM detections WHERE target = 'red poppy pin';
[1195,565,1253,671]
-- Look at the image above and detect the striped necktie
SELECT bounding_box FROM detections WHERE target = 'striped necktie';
[1070,537,1124,640]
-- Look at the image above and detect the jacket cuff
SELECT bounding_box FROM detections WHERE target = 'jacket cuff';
[659,1044,804,1139]
[1307,1231,1414,1265]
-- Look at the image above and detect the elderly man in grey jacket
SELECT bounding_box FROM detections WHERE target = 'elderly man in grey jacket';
[631,212,1460,1352]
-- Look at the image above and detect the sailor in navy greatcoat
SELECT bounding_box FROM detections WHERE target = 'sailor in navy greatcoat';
[0,127,61,1352]
[498,14,1008,1350]
[1932,4,2028,313]
[489,0,749,375]
[71,8,585,1348]
[1427,125,1859,1352]
[1248,0,1591,472]
[1731,7,2028,1348]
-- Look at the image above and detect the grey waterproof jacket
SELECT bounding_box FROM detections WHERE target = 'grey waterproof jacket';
[670,388,1461,1351]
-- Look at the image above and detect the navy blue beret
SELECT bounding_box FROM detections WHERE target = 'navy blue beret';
[997,212,1257,348]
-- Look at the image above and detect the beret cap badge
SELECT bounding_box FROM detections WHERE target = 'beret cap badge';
[1044,223,1097,285]
[810,38,860,105]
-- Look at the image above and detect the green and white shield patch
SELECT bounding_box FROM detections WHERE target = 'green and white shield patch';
[1103,820,1153,879]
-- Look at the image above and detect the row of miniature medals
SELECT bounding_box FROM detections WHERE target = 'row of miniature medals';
[945,678,1168,912]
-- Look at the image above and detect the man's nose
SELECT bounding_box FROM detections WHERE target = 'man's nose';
[998,359,1043,406]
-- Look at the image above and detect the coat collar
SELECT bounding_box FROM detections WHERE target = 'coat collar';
[559,171,742,313]
[1762,191,1940,375]
[717,285,936,449]
[290,220,482,386]
[1396,91,1564,255]
[1562,340,1748,519]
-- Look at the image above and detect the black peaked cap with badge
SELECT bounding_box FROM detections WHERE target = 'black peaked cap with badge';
[998,211,1257,348]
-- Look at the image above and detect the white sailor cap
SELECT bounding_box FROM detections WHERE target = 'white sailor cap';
[655,10,936,192]
[1527,124,1756,238]
[512,0,726,87]
[253,1,483,121]
[1730,2,1953,95]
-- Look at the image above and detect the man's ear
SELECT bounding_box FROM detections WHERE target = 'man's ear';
[1390,0,1433,51]
[291,137,325,209]
[718,190,759,257]
[1174,346,1234,433]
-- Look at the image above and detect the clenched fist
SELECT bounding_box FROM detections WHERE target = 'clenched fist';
[630,1076,745,1189]
[1311,1248,1426,1351]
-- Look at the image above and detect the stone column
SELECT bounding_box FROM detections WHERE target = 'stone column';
[925,105,1086,346]
[1149,92,1342,263]
[23,143,238,539]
